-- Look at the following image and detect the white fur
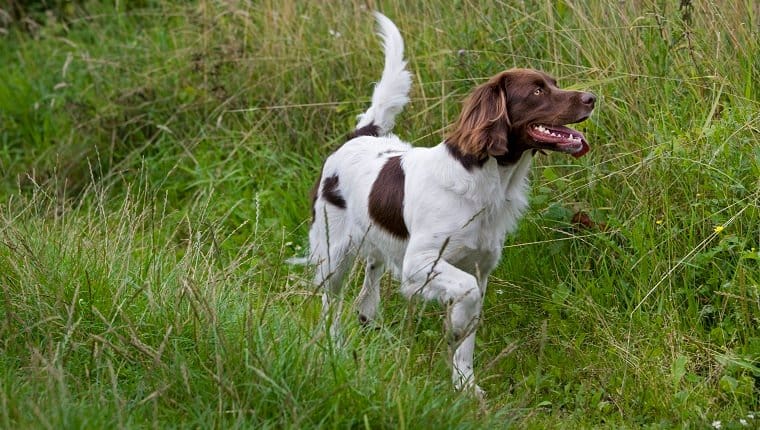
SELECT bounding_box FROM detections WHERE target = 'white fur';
[307,13,534,395]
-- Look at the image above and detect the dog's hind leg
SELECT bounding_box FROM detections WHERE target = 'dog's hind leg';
[356,255,384,326]
[310,209,355,342]
[313,245,353,342]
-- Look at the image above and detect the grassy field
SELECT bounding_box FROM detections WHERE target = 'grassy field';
[1,0,758,428]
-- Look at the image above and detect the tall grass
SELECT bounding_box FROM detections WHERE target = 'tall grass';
[1,0,758,427]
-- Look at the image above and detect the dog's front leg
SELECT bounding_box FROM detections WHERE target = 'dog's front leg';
[450,269,489,396]
[400,247,483,394]
[450,272,489,397]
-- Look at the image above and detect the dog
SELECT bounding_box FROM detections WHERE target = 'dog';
[304,12,595,394]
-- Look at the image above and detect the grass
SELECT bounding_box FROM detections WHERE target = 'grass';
[0,0,758,428]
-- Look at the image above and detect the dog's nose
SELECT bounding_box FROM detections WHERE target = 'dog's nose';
[581,92,596,106]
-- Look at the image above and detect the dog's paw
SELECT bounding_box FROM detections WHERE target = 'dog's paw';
[358,313,371,325]
[357,314,382,331]
[473,384,486,400]
[454,375,485,399]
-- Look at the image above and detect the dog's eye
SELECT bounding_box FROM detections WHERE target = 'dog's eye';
[533,88,543,96]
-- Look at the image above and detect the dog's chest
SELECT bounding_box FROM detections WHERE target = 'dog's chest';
[466,157,532,235]
[427,191,519,276]
[450,163,532,274]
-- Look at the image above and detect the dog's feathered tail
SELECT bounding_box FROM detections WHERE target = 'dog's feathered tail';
[354,12,412,137]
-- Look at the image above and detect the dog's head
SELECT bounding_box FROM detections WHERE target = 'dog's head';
[447,68,595,166]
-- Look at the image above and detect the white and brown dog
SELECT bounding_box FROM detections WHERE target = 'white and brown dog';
[304,13,595,394]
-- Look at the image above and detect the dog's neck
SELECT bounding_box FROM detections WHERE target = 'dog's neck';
[444,140,487,171]
[444,139,535,172]
[499,150,534,198]
[437,141,534,206]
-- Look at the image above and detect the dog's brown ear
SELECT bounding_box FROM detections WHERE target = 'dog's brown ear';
[447,73,511,158]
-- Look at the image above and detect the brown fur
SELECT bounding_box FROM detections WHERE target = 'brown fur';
[446,72,510,160]
[368,156,409,239]
[322,175,346,209]
[348,123,380,140]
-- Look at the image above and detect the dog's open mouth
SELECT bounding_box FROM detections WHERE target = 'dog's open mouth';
[528,124,589,158]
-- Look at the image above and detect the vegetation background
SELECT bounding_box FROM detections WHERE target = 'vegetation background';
[0,0,758,428]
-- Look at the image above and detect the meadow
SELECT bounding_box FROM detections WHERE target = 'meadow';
[0,1,758,428]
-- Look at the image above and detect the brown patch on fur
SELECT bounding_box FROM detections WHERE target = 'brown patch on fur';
[310,123,379,222]
[368,156,409,239]
[322,174,346,209]
[348,123,380,140]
